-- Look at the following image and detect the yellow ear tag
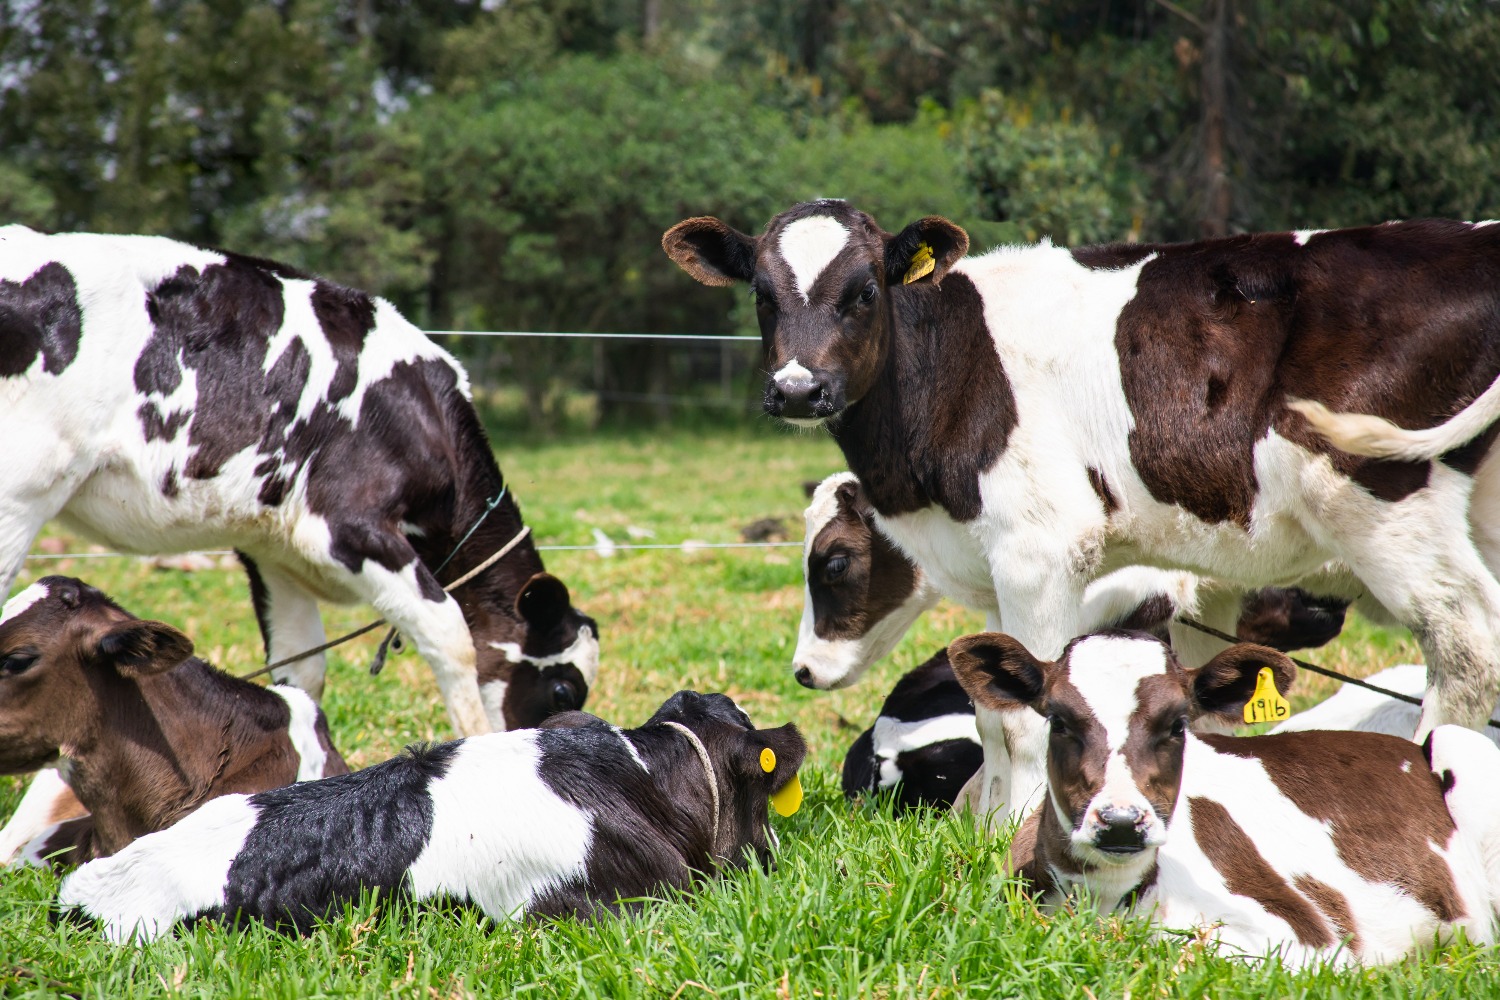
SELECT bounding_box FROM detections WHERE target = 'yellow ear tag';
[902,242,935,284]
[759,747,776,773]
[769,774,803,817]
[1243,666,1292,725]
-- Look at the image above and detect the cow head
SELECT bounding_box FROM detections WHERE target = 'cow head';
[475,572,599,730]
[642,690,807,870]
[793,472,937,689]
[663,200,968,425]
[0,577,195,774]
[949,630,1294,872]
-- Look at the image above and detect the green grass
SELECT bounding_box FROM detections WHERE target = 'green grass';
[0,423,1487,998]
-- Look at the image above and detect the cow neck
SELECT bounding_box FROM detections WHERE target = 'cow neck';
[630,724,724,870]
[830,275,1016,523]
[69,661,281,854]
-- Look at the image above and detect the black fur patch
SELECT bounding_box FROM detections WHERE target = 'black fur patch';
[0,261,83,377]
[210,740,461,932]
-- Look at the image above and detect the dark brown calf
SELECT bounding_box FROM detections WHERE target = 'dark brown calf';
[0,577,346,865]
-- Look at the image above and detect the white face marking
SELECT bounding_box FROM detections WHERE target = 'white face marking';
[268,685,330,781]
[488,625,599,685]
[777,216,851,303]
[1,582,49,624]
[1292,229,1327,245]
[1062,635,1176,859]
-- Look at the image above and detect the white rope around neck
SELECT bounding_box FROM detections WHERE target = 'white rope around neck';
[661,721,720,860]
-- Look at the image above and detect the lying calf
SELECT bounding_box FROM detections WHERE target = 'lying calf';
[795,473,1347,691]
[950,629,1500,967]
[58,691,806,942]
[841,650,981,811]
[0,577,347,865]
[1273,663,1500,744]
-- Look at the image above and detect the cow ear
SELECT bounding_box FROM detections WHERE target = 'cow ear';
[740,722,807,791]
[516,572,572,632]
[92,620,194,678]
[947,632,1048,713]
[883,216,968,287]
[1190,643,1297,723]
[663,217,758,287]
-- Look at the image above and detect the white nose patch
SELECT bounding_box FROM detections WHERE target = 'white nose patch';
[778,216,851,302]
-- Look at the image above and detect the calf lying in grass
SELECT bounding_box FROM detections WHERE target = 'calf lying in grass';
[58,691,807,942]
[950,629,1500,968]
[0,577,347,866]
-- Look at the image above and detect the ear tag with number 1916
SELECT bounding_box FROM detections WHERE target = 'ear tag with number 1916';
[1243,666,1291,724]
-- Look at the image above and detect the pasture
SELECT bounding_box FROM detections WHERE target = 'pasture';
[1,417,1489,999]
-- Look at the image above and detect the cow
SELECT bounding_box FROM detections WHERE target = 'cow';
[840,649,982,811]
[0,224,598,738]
[665,201,1500,827]
[56,691,807,943]
[947,629,1500,968]
[0,577,347,866]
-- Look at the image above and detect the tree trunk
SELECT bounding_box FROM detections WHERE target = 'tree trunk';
[1199,0,1233,237]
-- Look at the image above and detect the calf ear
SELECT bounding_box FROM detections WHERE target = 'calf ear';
[516,572,572,632]
[1190,643,1297,723]
[740,723,808,790]
[947,632,1048,712]
[883,217,968,287]
[92,620,194,677]
[663,217,758,287]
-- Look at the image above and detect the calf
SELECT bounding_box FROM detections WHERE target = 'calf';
[0,577,347,866]
[949,629,1500,967]
[57,691,806,943]
[667,203,1495,826]
[0,225,597,738]
[841,650,982,811]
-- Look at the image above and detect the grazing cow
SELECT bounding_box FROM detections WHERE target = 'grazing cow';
[0,225,597,738]
[949,629,1500,968]
[666,202,1499,826]
[0,577,347,866]
[841,650,982,811]
[56,691,806,943]
[1272,664,1500,745]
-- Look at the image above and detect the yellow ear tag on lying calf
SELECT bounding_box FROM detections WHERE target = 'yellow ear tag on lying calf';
[1243,666,1292,725]
[760,747,776,773]
[769,774,803,817]
[902,242,935,284]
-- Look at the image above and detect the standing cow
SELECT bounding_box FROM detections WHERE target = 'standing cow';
[0,225,597,737]
[665,201,1500,824]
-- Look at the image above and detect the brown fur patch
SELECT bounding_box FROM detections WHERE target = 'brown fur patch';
[1293,873,1363,956]
[1086,467,1119,516]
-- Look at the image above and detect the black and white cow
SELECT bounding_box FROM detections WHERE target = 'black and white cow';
[0,225,597,738]
[949,630,1500,967]
[56,691,806,942]
[840,650,982,811]
[666,202,1500,826]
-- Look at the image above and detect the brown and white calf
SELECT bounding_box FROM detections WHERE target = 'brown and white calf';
[667,202,1500,825]
[0,577,347,866]
[0,225,597,738]
[949,629,1500,968]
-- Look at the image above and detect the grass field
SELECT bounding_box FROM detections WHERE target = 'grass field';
[3,420,1490,999]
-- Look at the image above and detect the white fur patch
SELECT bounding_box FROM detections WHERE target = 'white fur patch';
[614,726,650,772]
[1293,229,1328,245]
[480,679,510,732]
[872,713,979,787]
[777,216,851,302]
[58,794,260,943]
[405,732,592,919]
[0,767,75,864]
[269,685,330,781]
[488,625,599,685]
[1,581,49,624]
[774,359,814,384]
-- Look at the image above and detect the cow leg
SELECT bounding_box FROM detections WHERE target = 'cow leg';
[0,768,86,865]
[240,553,329,700]
[1468,446,1500,579]
[1312,471,1500,738]
[316,531,491,737]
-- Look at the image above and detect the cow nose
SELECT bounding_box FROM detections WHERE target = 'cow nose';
[794,666,816,688]
[769,375,829,419]
[550,680,579,710]
[1095,805,1148,854]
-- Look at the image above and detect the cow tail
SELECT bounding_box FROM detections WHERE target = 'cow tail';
[1287,375,1500,461]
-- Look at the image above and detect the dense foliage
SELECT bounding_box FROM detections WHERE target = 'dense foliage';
[3,0,1497,420]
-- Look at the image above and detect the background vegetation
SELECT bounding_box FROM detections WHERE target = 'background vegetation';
[4,0,1498,423]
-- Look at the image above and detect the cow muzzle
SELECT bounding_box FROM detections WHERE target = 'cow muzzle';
[764,368,844,424]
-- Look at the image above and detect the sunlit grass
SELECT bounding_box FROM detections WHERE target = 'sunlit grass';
[3,423,1491,998]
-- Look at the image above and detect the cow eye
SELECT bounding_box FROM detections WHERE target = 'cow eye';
[1167,718,1187,739]
[753,287,777,312]
[1048,714,1074,739]
[822,555,850,581]
[0,652,38,676]
[858,282,877,304]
